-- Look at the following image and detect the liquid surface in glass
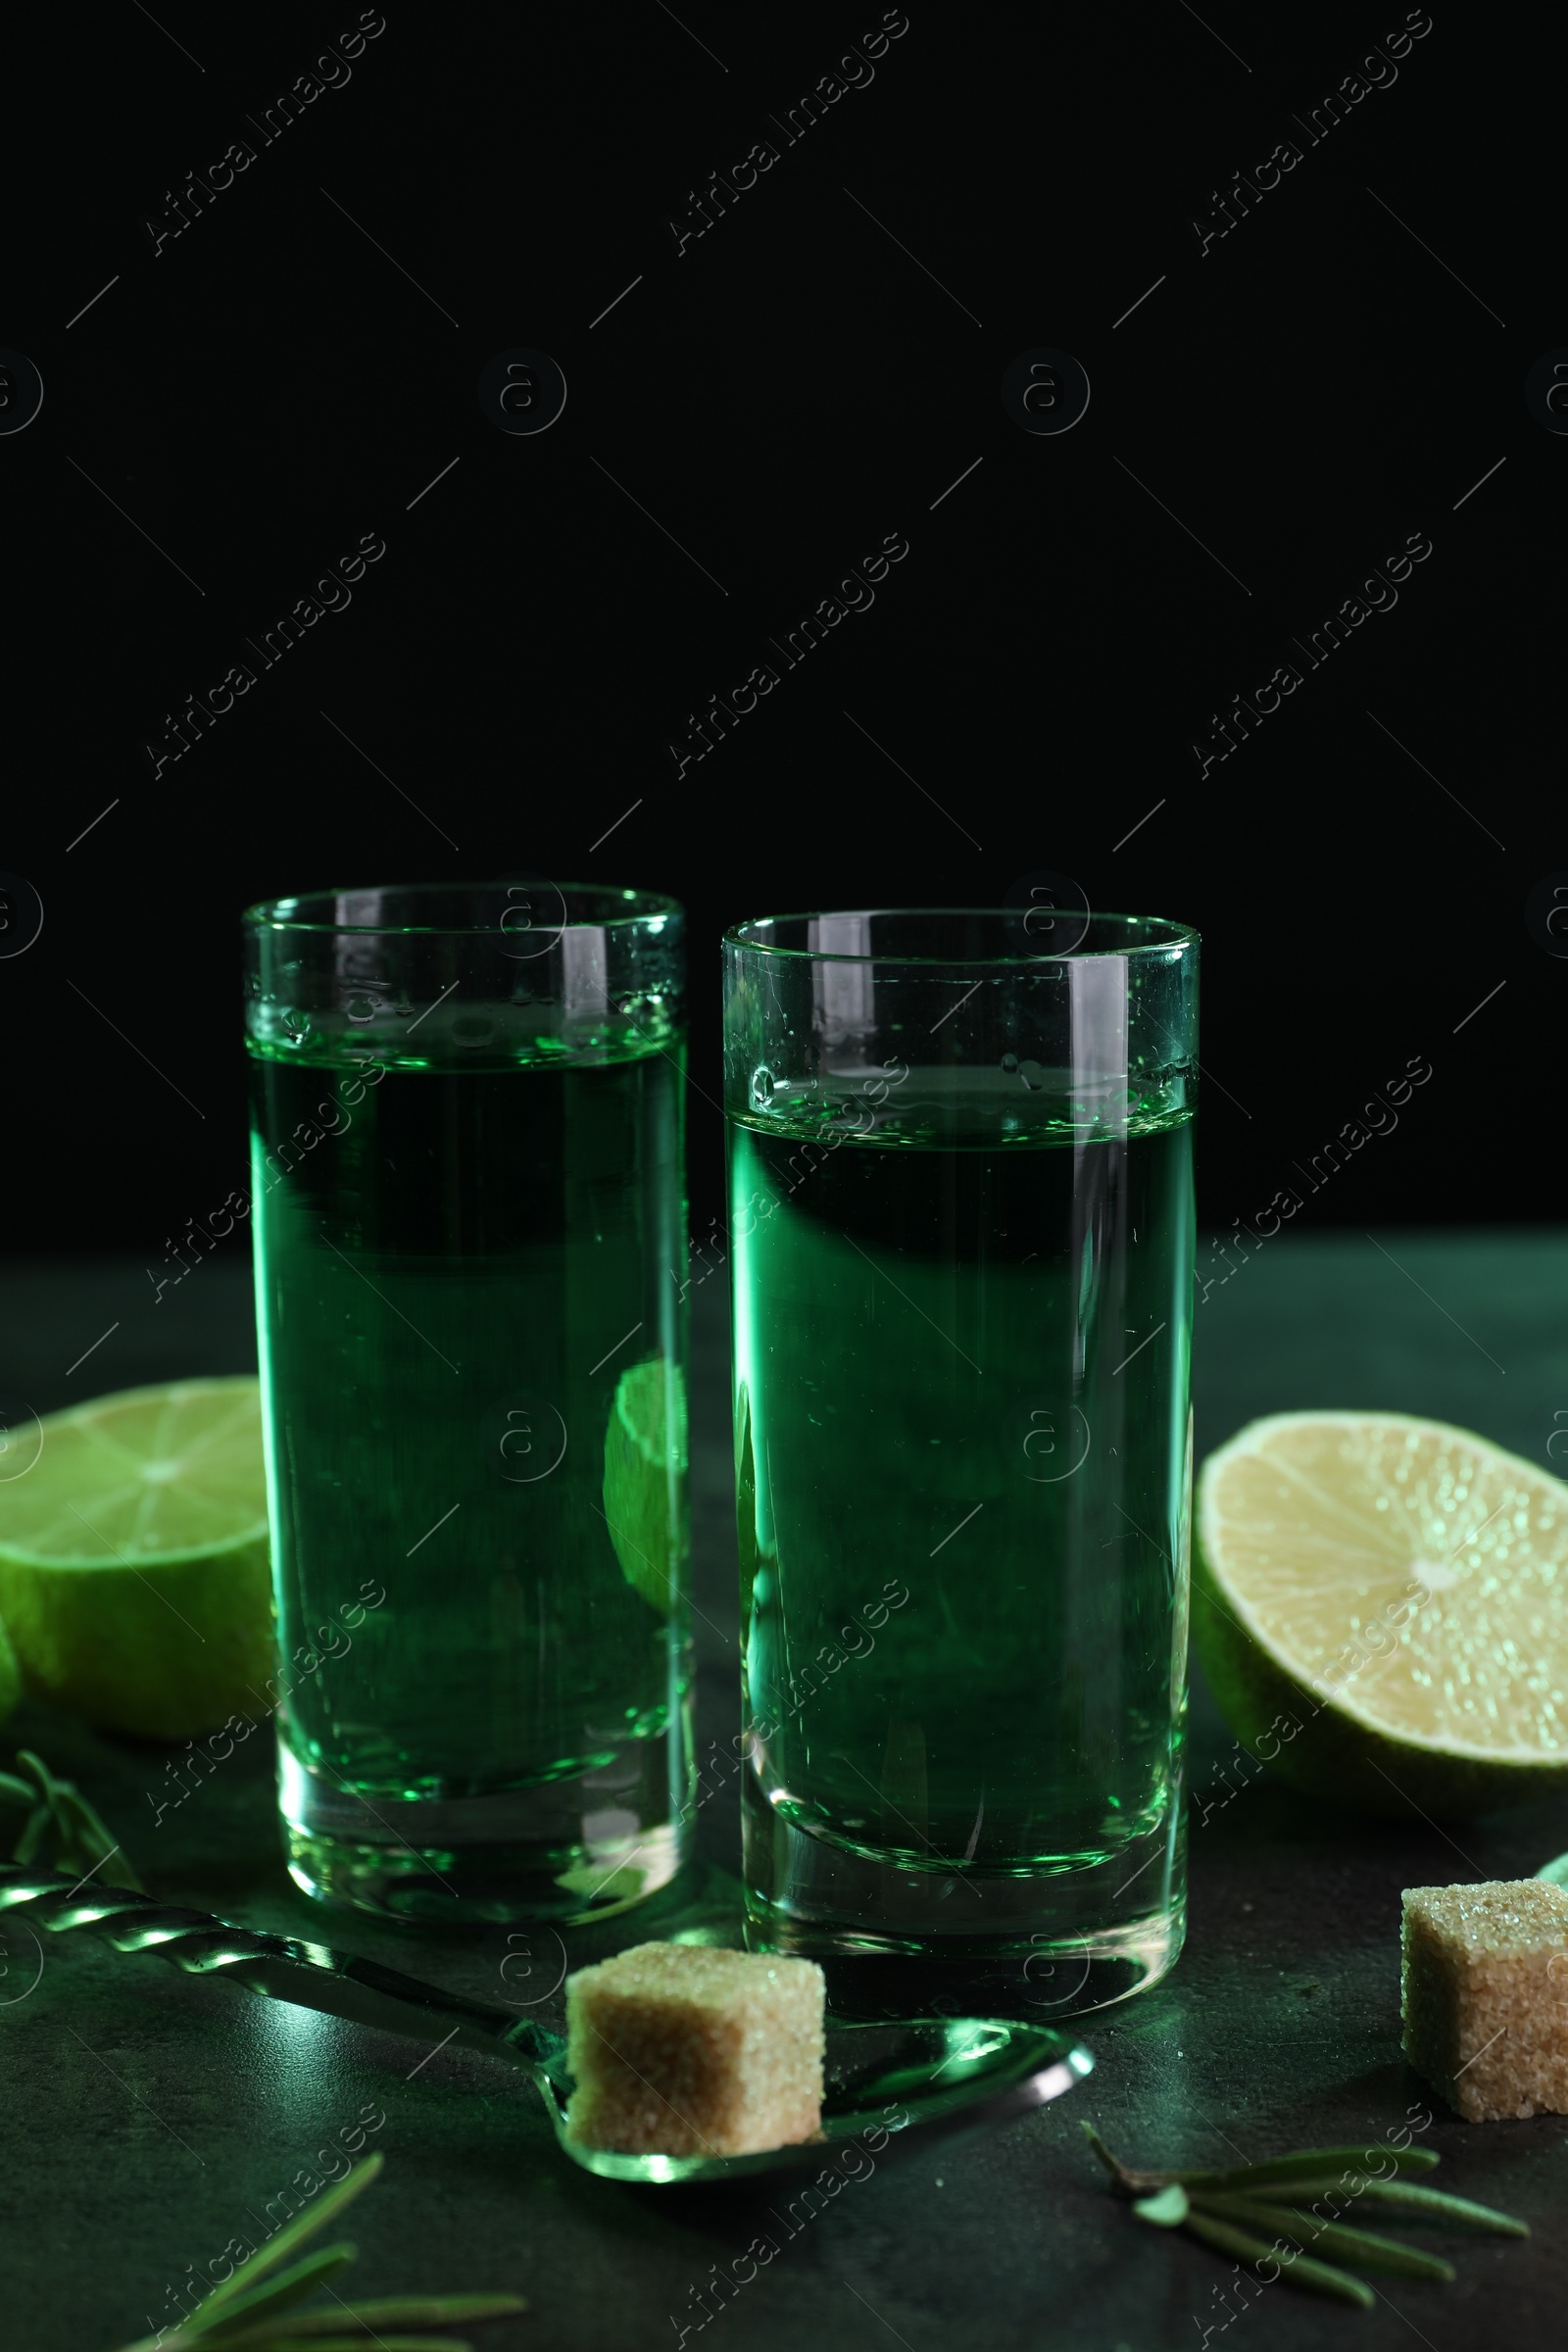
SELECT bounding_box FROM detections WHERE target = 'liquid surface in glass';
[730,1068,1193,1883]
[249,1031,688,1806]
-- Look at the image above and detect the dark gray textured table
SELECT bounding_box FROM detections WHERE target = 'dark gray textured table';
[6,1234,1568,2351]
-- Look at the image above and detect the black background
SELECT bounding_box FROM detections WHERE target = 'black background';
[3,3,1555,1269]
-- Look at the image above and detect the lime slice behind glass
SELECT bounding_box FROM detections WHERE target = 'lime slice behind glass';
[0,1378,274,1739]
[1194,1410,1568,1818]
[0,1616,19,1724]
[601,1358,688,1615]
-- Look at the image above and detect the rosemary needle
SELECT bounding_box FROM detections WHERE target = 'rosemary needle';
[110,2160,524,2352]
[1191,2189,1455,2281]
[0,1750,142,1887]
[1183,2209,1376,2309]
[257,2300,528,2338]
[1177,2142,1440,2187]
[1084,2121,1530,2308]
[1226,2175,1531,2233]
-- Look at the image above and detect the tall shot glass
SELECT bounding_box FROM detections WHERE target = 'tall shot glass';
[243,883,689,1924]
[724,909,1198,2010]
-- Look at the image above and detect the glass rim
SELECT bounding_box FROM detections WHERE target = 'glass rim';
[242,881,682,937]
[722,906,1200,965]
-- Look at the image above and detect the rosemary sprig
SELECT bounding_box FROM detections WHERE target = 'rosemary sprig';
[1193,2189,1456,2281]
[1211,2173,1530,2232]
[1182,2207,1376,2309]
[250,2300,538,2341]
[1086,2123,1530,2308]
[0,1750,141,1888]
[1175,2143,1441,2189]
[111,2156,524,2352]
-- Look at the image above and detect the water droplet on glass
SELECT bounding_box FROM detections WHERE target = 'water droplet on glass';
[750,1065,776,1112]
[345,995,377,1025]
[1018,1059,1046,1091]
[1001,1053,1018,1072]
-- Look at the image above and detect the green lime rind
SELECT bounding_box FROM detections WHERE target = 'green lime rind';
[0,1530,274,1740]
[1193,1540,1568,1820]
[1193,1413,1568,1823]
[0,1377,275,1740]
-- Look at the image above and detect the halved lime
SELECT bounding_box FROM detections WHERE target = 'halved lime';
[1194,1411,1568,1818]
[601,1358,687,1615]
[0,1378,274,1739]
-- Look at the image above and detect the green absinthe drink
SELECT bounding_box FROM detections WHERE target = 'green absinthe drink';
[725,909,1198,2010]
[244,884,689,1924]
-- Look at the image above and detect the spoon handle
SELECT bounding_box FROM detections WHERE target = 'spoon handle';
[0,1862,553,2074]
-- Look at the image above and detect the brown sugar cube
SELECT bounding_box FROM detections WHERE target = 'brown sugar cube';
[564,1942,825,2155]
[1401,1880,1568,2121]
